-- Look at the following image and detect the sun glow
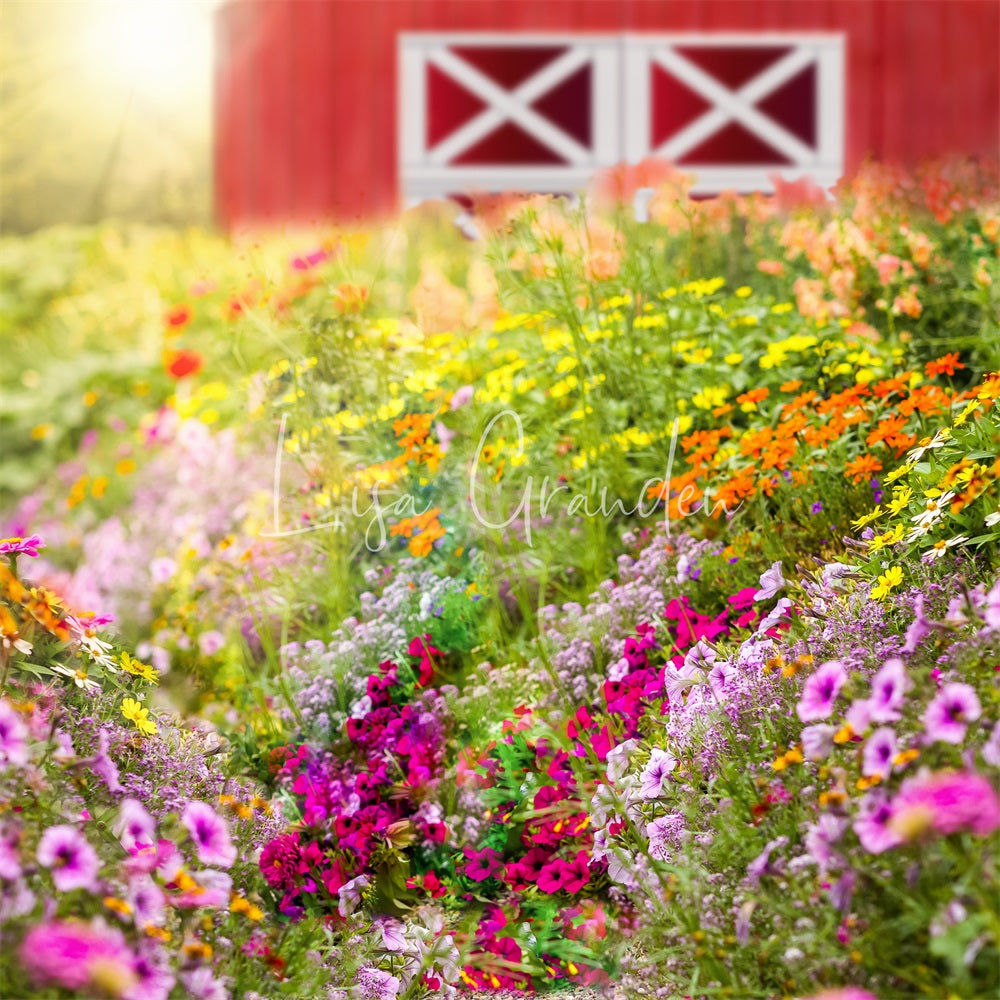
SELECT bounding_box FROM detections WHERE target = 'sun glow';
[82,0,215,100]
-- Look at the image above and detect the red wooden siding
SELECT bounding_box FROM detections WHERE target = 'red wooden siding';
[214,0,1000,228]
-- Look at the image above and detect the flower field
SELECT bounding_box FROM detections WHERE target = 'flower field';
[1,160,998,1000]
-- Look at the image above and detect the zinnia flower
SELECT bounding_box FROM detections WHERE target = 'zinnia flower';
[19,920,137,994]
[259,833,302,890]
[37,825,100,892]
[796,660,848,722]
[0,534,44,557]
[890,771,1000,840]
[922,683,981,744]
[181,801,236,868]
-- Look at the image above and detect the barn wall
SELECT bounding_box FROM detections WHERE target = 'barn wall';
[214,0,1000,227]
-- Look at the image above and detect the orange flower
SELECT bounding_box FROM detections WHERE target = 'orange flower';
[780,380,803,393]
[163,349,203,380]
[844,455,883,483]
[736,387,770,406]
[924,352,965,378]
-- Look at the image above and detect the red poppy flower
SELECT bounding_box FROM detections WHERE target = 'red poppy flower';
[164,349,203,379]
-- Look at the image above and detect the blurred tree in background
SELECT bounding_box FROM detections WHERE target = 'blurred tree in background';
[0,0,214,232]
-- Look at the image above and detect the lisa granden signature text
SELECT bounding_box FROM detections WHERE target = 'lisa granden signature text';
[468,410,743,545]
[260,410,743,551]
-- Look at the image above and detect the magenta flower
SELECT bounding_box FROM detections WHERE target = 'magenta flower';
[922,683,981,744]
[114,799,156,853]
[463,846,503,882]
[862,727,898,778]
[853,790,902,854]
[126,875,166,927]
[0,699,29,769]
[803,990,877,1000]
[891,771,1000,839]
[181,801,236,868]
[37,825,100,892]
[0,534,44,557]
[867,657,910,722]
[260,832,302,890]
[796,660,848,722]
[754,560,786,601]
[19,920,136,992]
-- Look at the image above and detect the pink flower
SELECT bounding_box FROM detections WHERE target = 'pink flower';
[463,846,503,882]
[181,801,235,868]
[0,534,44,557]
[862,727,898,778]
[0,821,22,880]
[450,385,475,410]
[853,790,902,854]
[801,724,836,761]
[0,699,29,769]
[802,990,877,1000]
[922,683,981,744]
[867,658,909,722]
[19,920,136,993]
[37,825,100,892]
[113,799,156,853]
[796,660,848,722]
[902,592,933,653]
[984,576,1000,630]
[891,771,1000,839]
[197,630,225,657]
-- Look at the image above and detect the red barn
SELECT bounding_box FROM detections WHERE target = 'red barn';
[214,0,1000,228]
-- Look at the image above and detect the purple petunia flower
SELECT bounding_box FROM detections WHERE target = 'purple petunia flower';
[804,814,846,874]
[181,801,236,868]
[754,560,786,601]
[853,789,902,854]
[639,748,677,799]
[811,501,824,514]
[796,660,848,722]
[37,825,100,893]
[756,597,793,635]
[922,683,981,744]
[867,658,910,723]
[114,799,156,854]
[0,699,29,769]
[126,875,166,928]
[862,727,898,778]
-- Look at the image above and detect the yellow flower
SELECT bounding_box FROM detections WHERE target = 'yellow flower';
[887,485,913,516]
[735,286,752,298]
[851,505,883,530]
[121,697,156,736]
[870,565,904,600]
[120,652,158,685]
